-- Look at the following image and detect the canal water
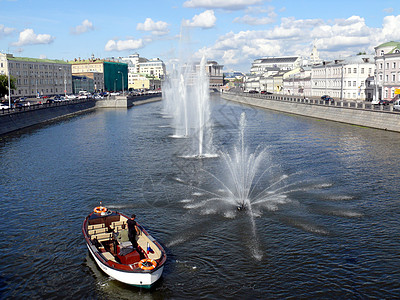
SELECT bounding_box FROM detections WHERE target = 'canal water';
[0,95,399,299]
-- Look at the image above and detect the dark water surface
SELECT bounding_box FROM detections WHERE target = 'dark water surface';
[0,95,399,299]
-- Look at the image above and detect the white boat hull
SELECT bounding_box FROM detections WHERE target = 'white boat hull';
[86,244,164,287]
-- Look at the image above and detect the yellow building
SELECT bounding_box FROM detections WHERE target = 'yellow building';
[128,73,161,90]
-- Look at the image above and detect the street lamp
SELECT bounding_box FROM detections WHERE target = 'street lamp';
[118,71,124,95]
[59,67,67,97]
[7,59,11,108]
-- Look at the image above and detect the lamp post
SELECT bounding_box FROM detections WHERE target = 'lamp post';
[118,71,124,95]
[59,67,66,97]
[7,59,11,108]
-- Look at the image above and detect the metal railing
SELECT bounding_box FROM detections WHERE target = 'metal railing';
[0,98,95,115]
[226,92,398,113]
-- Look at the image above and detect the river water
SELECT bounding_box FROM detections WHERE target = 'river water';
[0,95,399,299]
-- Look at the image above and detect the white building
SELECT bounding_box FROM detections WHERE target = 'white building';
[0,53,72,99]
[121,53,166,90]
[282,67,312,97]
[311,55,375,100]
[250,56,302,75]
[374,41,400,100]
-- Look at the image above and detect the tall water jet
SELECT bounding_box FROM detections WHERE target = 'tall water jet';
[162,55,214,157]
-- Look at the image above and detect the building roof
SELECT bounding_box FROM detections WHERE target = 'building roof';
[343,54,374,64]
[375,41,400,49]
[7,55,68,64]
[254,56,299,64]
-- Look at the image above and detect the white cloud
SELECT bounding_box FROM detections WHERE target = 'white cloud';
[137,18,169,35]
[235,6,277,25]
[71,19,94,35]
[12,28,54,46]
[105,39,144,51]
[195,15,395,71]
[381,15,400,41]
[0,24,15,37]
[383,7,394,14]
[183,10,216,28]
[183,0,264,10]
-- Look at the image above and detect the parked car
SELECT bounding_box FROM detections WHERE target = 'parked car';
[260,91,272,94]
[248,90,258,94]
[324,97,335,102]
[378,100,390,105]
[393,99,400,111]
[321,95,330,100]
[0,103,9,109]
[371,99,380,105]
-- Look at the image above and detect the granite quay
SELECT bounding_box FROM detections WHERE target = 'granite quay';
[0,92,162,135]
[221,91,400,133]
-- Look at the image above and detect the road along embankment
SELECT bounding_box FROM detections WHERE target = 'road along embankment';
[0,100,96,136]
[221,93,400,133]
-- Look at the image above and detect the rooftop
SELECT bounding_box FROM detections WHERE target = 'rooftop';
[7,55,68,64]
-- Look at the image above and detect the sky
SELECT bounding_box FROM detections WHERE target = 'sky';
[1,0,400,72]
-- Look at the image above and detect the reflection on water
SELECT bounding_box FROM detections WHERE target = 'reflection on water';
[0,96,400,298]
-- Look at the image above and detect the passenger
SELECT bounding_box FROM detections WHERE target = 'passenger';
[116,224,129,244]
[127,214,140,249]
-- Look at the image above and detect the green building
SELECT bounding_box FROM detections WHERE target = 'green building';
[70,59,128,93]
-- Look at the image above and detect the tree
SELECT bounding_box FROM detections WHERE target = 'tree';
[0,74,16,99]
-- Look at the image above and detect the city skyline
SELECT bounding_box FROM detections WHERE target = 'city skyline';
[0,0,400,72]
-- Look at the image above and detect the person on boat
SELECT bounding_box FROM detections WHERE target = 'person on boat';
[127,214,140,249]
[116,224,129,244]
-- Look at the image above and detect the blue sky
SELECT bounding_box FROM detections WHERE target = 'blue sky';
[1,0,400,72]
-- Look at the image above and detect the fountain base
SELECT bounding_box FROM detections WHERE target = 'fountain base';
[236,203,246,211]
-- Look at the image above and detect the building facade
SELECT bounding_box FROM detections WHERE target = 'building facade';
[374,41,400,100]
[250,56,301,75]
[0,53,72,99]
[70,58,128,92]
[311,55,375,100]
[203,61,224,88]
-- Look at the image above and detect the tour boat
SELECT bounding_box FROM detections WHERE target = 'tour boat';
[82,205,167,288]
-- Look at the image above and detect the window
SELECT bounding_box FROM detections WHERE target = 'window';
[369,68,372,74]
[361,68,364,74]
[387,63,389,69]
[393,62,396,69]
[354,68,357,73]
[381,50,385,55]
[353,81,356,86]
[380,63,383,69]
[386,74,389,81]
[348,81,351,86]
[391,89,395,98]
[348,68,351,73]
[393,74,396,81]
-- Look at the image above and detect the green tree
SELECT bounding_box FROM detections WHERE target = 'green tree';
[0,74,16,99]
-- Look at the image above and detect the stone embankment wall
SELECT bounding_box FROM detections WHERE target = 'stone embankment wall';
[0,93,163,136]
[221,92,400,133]
[0,100,95,135]
[95,93,162,108]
